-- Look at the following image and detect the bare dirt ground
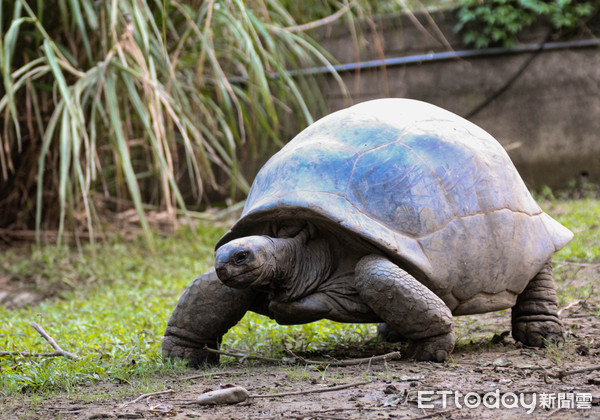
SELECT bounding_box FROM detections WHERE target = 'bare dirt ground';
[2,266,599,420]
[2,304,599,419]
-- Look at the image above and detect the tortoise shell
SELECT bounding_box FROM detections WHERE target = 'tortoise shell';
[216,99,572,314]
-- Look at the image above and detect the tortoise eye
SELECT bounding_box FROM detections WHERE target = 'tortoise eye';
[233,251,249,265]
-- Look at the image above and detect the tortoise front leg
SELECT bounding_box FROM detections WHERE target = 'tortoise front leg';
[162,268,254,368]
[511,261,564,347]
[354,255,455,362]
[377,323,407,343]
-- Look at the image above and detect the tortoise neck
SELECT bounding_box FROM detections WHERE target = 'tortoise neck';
[265,228,333,302]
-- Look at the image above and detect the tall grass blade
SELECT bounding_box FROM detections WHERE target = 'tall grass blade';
[1,16,31,149]
[103,74,155,249]
[3,0,353,246]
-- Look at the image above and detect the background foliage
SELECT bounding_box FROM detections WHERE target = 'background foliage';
[0,0,345,244]
[1,0,599,246]
[456,0,600,48]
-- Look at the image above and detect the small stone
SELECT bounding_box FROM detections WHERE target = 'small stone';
[492,357,511,367]
[398,375,424,382]
[383,384,398,394]
[587,376,600,385]
[383,395,403,406]
[196,386,249,405]
[383,389,408,406]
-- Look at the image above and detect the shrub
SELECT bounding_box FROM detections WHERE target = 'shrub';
[0,0,343,244]
[455,0,600,48]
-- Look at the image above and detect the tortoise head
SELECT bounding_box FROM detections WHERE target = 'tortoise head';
[215,235,276,289]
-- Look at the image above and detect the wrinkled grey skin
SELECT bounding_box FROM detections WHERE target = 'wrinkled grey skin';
[162,223,563,367]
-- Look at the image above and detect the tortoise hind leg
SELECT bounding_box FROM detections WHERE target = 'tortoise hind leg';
[355,255,455,362]
[511,261,564,347]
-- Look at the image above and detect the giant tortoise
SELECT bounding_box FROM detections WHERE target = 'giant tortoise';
[162,98,573,366]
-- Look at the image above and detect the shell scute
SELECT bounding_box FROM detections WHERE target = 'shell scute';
[346,137,455,238]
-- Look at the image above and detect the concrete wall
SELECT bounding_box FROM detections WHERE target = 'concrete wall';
[310,10,600,189]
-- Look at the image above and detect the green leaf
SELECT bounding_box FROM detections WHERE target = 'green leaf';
[1,16,32,149]
[103,74,155,251]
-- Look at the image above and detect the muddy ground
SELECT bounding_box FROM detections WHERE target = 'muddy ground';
[2,266,600,420]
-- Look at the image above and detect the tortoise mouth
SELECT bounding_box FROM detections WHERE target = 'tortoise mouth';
[216,264,264,289]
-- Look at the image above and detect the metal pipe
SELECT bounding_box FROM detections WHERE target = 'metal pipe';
[293,38,600,76]
[289,38,600,77]
[226,38,600,85]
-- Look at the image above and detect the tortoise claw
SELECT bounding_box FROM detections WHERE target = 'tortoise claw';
[512,320,564,348]
[410,332,456,362]
[162,335,220,368]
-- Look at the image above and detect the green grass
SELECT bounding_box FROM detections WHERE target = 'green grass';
[0,222,374,396]
[1,198,598,397]
[544,198,600,263]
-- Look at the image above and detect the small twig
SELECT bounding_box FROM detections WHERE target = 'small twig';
[322,351,401,367]
[208,346,401,367]
[551,364,600,380]
[251,380,370,399]
[285,348,309,364]
[301,406,400,415]
[558,299,583,316]
[1,322,79,360]
[284,4,351,32]
[182,370,245,381]
[0,351,68,358]
[503,141,522,152]
[287,348,402,367]
[547,407,564,418]
[204,347,285,363]
[119,389,174,408]
[554,260,600,268]
[412,408,460,420]
[30,322,79,359]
